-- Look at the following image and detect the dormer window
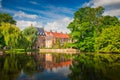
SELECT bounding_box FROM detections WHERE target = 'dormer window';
[37,32,39,35]
[40,32,42,35]
[43,33,45,36]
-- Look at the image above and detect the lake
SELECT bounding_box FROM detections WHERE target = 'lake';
[0,52,120,80]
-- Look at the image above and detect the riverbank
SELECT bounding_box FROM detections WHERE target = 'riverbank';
[39,49,80,54]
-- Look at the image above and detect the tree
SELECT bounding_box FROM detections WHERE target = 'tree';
[0,13,16,25]
[95,26,120,53]
[16,32,30,49]
[67,6,120,52]
[0,28,5,49]
[67,7,104,51]
[22,26,37,49]
[0,23,20,49]
[95,16,120,35]
[69,53,120,80]
[53,38,61,48]
[0,13,16,49]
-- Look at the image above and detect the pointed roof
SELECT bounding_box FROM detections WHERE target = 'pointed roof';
[35,27,46,36]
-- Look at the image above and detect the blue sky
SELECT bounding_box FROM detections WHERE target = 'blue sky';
[0,0,120,32]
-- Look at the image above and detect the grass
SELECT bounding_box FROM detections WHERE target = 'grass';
[5,49,39,54]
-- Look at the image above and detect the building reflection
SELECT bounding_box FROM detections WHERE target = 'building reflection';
[33,53,72,72]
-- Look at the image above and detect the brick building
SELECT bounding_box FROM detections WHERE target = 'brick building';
[34,28,70,48]
[34,28,46,49]
[45,31,70,48]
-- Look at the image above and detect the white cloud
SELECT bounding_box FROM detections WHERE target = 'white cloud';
[91,0,120,7]
[0,8,18,14]
[103,9,120,16]
[29,1,38,5]
[14,5,74,33]
[83,0,120,17]
[82,1,93,7]
[47,5,74,14]
[16,20,43,30]
[14,11,38,19]
[16,17,73,33]
[17,6,74,20]
[44,17,73,33]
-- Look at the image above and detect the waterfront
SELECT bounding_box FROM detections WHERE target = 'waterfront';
[0,53,120,80]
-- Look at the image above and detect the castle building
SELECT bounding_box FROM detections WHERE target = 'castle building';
[45,31,70,48]
[34,27,70,48]
[34,27,46,48]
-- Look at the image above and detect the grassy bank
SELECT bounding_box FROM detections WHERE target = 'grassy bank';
[4,49,38,54]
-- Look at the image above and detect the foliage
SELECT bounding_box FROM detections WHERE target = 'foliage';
[0,28,5,49]
[95,26,120,53]
[67,6,120,52]
[69,53,120,80]
[0,54,37,80]
[0,13,39,50]
[67,7,104,51]
[63,42,70,48]
[16,33,30,49]
[0,23,38,50]
[0,13,16,25]
[53,38,61,48]
[0,13,18,49]
[0,22,34,49]
[0,23,20,49]
[22,26,38,49]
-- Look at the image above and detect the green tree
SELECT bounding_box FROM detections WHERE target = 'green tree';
[16,32,30,49]
[0,13,16,25]
[67,7,104,51]
[0,13,17,49]
[95,16,120,35]
[22,26,37,49]
[95,26,120,53]
[54,38,61,48]
[0,28,5,49]
[0,23,20,49]
[69,53,120,80]
[67,6,120,52]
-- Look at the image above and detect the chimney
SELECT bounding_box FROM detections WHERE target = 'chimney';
[50,30,52,32]
[42,26,44,29]
[31,24,33,27]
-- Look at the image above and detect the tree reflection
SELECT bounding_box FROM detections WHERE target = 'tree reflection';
[0,54,37,80]
[15,54,37,75]
[0,54,19,80]
[69,53,120,80]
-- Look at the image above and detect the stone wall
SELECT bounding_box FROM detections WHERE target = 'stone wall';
[39,49,80,54]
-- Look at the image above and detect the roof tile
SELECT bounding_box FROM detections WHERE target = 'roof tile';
[46,31,69,38]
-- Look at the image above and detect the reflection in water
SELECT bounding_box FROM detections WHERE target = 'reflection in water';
[31,53,72,80]
[69,53,120,80]
[0,54,19,80]
[35,53,72,72]
[0,54,37,80]
[0,53,72,80]
[0,53,120,80]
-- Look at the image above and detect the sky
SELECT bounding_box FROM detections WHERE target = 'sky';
[0,0,120,33]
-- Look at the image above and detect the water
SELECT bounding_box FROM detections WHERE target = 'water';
[0,53,120,80]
